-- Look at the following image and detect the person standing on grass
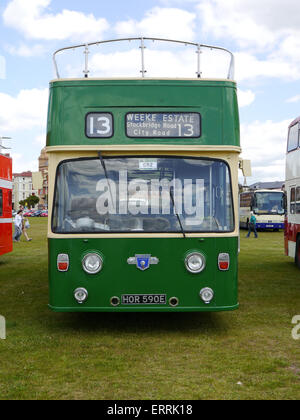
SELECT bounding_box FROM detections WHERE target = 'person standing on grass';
[17,205,32,242]
[22,217,32,242]
[246,211,258,238]
[13,210,23,242]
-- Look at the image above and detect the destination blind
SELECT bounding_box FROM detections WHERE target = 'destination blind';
[126,112,201,138]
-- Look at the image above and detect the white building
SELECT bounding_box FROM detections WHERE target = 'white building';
[12,171,39,210]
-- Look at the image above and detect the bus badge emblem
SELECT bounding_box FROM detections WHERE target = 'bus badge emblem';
[127,255,159,271]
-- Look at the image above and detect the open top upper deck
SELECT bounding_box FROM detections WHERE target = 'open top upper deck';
[47,38,239,149]
[53,37,235,80]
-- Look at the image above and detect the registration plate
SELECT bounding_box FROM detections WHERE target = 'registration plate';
[121,294,167,305]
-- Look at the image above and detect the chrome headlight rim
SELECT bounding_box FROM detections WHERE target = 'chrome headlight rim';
[82,252,103,275]
[74,287,89,304]
[185,252,206,274]
[200,287,214,304]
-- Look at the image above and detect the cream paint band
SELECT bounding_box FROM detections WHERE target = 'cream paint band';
[46,145,241,153]
[48,232,238,239]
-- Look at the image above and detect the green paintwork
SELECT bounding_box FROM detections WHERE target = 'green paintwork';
[49,237,238,312]
[47,79,240,147]
[47,78,240,312]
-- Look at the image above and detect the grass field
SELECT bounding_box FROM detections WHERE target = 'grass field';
[0,218,300,400]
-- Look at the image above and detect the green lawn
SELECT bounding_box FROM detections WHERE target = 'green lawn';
[0,219,300,400]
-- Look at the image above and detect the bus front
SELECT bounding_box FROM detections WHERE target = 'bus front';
[253,190,285,230]
[47,38,241,312]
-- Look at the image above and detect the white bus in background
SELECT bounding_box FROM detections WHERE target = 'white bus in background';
[240,189,285,230]
[285,116,300,268]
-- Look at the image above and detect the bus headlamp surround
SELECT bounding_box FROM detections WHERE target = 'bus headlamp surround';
[74,288,88,304]
[82,253,103,274]
[200,287,214,304]
[185,252,206,274]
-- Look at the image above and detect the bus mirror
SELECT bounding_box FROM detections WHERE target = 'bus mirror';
[239,159,252,177]
[32,172,43,190]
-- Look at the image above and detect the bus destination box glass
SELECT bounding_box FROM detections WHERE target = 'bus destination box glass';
[126,112,201,138]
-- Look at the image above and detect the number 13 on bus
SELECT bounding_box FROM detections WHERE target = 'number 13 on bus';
[47,37,250,312]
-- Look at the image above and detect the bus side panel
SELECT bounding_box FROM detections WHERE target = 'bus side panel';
[48,237,238,312]
[0,217,13,256]
[0,155,13,257]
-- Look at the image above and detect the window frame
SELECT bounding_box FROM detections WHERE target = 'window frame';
[51,155,235,235]
[287,123,300,152]
[290,187,296,215]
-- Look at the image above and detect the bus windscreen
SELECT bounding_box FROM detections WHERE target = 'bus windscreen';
[52,156,234,234]
[253,191,284,215]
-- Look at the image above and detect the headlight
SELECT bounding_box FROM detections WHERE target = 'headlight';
[74,288,88,304]
[200,287,214,304]
[185,252,206,274]
[82,253,103,274]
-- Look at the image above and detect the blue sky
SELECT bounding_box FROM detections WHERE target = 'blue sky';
[0,0,300,183]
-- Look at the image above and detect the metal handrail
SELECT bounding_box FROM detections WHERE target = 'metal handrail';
[0,136,11,155]
[53,37,235,80]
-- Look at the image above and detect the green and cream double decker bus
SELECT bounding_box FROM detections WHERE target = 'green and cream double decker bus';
[47,37,245,312]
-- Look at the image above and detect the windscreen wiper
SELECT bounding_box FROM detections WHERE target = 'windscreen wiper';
[169,187,186,238]
[98,151,115,211]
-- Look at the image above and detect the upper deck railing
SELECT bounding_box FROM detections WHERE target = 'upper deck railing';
[0,136,11,156]
[53,37,235,80]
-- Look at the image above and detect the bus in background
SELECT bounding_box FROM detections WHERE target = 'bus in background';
[0,153,13,257]
[46,37,248,312]
[240,189,285,230]
[285,116,300,268]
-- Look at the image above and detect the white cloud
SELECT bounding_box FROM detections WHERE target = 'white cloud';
[240,119,290,182]
[197,0,277,50]
[197,0,300,48]
[35,134,46,147]
[235,52,300,82]
[159,0,200,5]
[0,55,6,79]
[3,0,110,42]
[196,0,300,82]
[12,153,39,173]
[115,7,196,40]
[0,88,48,132]
[216,0,300,33]
[286,95,300,104]
[270,34,300,70]
[5,43,46,57]
[237,89,255,108]
[87,48,200,79]
[0,87,48,173]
